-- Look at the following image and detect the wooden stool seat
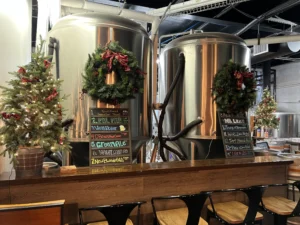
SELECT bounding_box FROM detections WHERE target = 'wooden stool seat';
[156,208,208,225]
[288,216,300,225]
[87,219,133,225]
[0,200,65,225]
[207,201,263,224]
[262,196,297,215]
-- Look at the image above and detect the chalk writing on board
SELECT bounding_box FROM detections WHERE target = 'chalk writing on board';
[91,156,131,165]
[91,140,130,149]
[222,118,246,124]
[91,125,128,132]
[218,111,254,158]
[91,108,129,117]
[224,138,251,144]
[219,112,244,118]
[91,117,129,124]
[90,132,129,140]
[222,125,248,131]
[223,131,250,137]
[91,148,130,156]
[89,108,132,166]
[225,144,252,151]
[227,151,253,157]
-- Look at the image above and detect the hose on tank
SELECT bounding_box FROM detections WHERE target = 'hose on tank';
[157,53,203,161]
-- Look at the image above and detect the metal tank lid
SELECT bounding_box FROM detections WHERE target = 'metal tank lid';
[164,32,247,50]
[52,12,149,37]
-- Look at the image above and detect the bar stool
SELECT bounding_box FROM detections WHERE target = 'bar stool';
[260,181,300,225]
[0,199,65,225]
[151,192,211,225]
[207,185,267,225]
[78,201,145,225]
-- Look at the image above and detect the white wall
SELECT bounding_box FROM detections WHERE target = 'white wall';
[273,62,300,113]
[0,0,32,173]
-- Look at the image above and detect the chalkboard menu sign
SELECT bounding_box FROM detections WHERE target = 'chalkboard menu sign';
[89,108,132,166]
[218,112,254,158]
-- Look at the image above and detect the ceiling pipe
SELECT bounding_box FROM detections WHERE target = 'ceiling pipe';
[245,34,300,46]
[235,0,300,36]
[60,0,156,23]
[198,3,236,30]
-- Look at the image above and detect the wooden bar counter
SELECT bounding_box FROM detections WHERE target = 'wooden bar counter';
[0,156,293,224]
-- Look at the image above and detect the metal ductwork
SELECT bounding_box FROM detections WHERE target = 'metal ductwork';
[251,41,300,65]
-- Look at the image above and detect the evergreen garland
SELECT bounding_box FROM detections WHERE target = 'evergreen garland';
[0,40,71,165]
[212,60,256,114]
[82,41,145,105]
[255,88,280,129]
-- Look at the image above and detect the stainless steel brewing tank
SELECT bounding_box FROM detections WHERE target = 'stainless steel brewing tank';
[274,113,299,138]
[159,33,251,139]
[48,13,152,143]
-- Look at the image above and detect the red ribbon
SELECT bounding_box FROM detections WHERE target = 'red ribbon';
[1,112,21,120]
[243,72,253,78]
[21,77,39,83]
[136,69,146,75]
[234,71,254,90]
[234,71,243,90]
[102,50,130,72]
[46,88,58,102]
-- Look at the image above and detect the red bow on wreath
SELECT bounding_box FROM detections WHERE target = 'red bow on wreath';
[234,71,243,90]
[234,71,254,90]
[102,50,130,72]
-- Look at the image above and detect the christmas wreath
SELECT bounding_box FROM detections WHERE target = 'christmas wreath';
[82,41,145,105]
[212,60,256,114]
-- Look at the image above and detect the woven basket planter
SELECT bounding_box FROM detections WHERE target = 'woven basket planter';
[15,146,44,177]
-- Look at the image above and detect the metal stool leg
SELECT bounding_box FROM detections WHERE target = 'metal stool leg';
[274,214,288,225]
[206,210,211,224]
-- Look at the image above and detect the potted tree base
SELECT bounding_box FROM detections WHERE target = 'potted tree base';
[0,40,71,177]
[15,147,44,177]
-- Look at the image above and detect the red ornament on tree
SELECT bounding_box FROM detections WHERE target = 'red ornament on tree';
[59,136,65,145]
[18,67,26,74]
[44,60,51,69]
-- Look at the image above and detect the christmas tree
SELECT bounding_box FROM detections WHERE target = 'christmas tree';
[0,40,71,164]
[255,88,280,129]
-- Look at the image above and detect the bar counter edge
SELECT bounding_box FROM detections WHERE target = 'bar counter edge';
[0,156,293,186]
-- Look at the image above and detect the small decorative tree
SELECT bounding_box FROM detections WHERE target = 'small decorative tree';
[0,40,71,167]
[255,88,280,129]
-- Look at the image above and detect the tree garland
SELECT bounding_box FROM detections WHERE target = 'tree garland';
[82,41,145,105]
[212,60,256,114]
